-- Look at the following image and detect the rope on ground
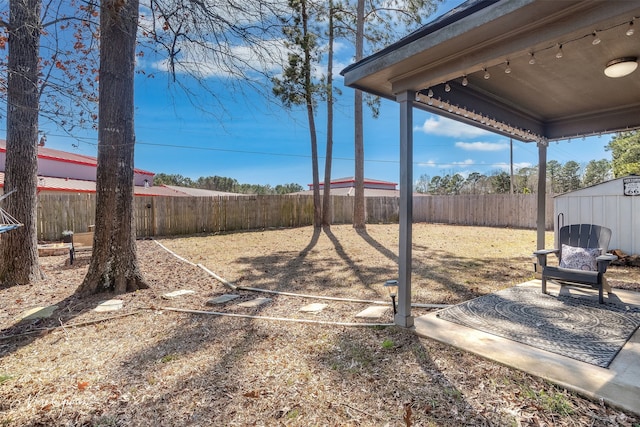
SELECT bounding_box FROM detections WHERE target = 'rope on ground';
[154,238,451,309]
[232,285,449,309]
[152,239,198,267]
[162,306,395,327]
[0,310,145,341]
[197,264,237,290]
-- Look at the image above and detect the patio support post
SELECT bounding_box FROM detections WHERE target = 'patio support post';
[396,90,414,328]
[536,139,548,251]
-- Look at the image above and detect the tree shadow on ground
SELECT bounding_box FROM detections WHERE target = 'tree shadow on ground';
[225,225,530,304]
[312,326,504,425]
[230,227,393,299]
[71,308,499,424]
[355,227,506,303]
[3,230,634,425]
[0,258,113,362]
[323,225,385,293]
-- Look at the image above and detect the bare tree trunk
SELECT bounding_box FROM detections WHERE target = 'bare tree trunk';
[321,1,334,227]
[77,0,148,295]
[353,0,365,229]
[296,0,321,227]
[0,0,44,285]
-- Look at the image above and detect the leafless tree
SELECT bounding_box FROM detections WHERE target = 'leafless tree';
[0,0,98,285]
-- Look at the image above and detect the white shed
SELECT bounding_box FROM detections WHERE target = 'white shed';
[554,176,640,256]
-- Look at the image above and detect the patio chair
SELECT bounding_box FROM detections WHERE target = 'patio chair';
[533,224,617,304]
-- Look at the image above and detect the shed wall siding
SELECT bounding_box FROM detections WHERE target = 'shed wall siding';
[554,179,639,255]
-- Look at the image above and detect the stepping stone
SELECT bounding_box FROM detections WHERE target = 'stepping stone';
[162,289,195,299]
[299,303,328,313]
[355,306,389,319]
[95,299,123,312]
[18,305,59,321]
[206,294,240,305]
[237,298,272,308]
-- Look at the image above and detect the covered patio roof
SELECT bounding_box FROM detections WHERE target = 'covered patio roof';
[343,0,640,141]
[341,0,640,327]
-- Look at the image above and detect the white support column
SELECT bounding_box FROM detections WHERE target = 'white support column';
[536,139,548,250]
[396,90,414,328]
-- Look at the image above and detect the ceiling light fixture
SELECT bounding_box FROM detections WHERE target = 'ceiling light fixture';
[504,61,511,74]
[528,53,536,65]
[483,68,490,79]
[427,88,434,97]
[444,83,451,92]
[591,31,601,45]
[604,56,638,78]
[627,20,635,36]
[555,44,563,59]
[461,75,468,86]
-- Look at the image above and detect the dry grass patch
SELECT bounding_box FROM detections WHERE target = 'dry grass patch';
[0,224,638,426]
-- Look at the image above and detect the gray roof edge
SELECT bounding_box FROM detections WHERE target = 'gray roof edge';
[552,175,639,198]
[341,0,502,77]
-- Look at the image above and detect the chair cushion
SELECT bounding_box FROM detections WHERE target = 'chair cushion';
[560,244,599,271]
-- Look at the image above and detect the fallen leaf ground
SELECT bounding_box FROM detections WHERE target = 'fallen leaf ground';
[1,224,639,426]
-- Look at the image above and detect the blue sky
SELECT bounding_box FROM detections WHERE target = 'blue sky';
[8,0,614,188]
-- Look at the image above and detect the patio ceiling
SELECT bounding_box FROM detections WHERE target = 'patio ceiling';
[341,0,640,142]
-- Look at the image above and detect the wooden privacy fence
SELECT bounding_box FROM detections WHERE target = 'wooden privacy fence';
[36,193,554,241]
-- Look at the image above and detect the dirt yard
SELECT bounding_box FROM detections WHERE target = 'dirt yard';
[1,223,639,426]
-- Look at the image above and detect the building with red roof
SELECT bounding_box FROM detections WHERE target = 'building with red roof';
[301,177,400,197]
[0,139,229,197]
[0,139,154,188]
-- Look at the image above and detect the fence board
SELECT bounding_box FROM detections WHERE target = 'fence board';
[35,193,554,240]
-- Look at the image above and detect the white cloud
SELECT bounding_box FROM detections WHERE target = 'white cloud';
[152,39,289,79]
[492,162,533,172]
[415,116,490,138]
[333,41,348,54]
[452,159,474,166]
[417,160,437,167]
[455,141,509,151]
[417,159,474,168]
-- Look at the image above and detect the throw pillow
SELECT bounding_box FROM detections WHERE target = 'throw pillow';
[560,244,599,271]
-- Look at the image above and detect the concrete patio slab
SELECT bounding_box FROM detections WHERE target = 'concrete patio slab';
[299,303,328,313]
[413,280,640,415]
[237,298,272,308]
[356,306,389,319]
[162,289,195,299]
[17,305,59,321]
[95,299,123,312]
[206,294,240,305]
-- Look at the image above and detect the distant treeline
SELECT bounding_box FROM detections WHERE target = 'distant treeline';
[416,159,613,195]
[153,173,304,195]
[417,131,640,195]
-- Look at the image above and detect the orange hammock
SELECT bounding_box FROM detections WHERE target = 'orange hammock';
[0,190,23,234]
